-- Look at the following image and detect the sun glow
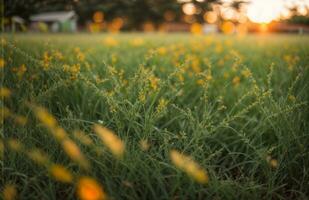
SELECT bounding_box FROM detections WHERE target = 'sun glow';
[247,0,285,23]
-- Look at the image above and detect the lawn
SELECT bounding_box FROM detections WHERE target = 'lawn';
[1,33,309,200]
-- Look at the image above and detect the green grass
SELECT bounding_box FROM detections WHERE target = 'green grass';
[1,33,309,200]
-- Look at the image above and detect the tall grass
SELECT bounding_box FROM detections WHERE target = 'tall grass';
[1,33,309,200]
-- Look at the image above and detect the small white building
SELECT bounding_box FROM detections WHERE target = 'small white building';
[30,11,77,32]
[203,24,218,34]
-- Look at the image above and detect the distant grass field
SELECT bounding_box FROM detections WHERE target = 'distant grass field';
[1,33,309,200]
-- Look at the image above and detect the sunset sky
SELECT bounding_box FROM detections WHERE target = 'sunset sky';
[245,0,309,23]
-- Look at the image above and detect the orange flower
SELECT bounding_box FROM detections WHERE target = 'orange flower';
[77,177,106,200]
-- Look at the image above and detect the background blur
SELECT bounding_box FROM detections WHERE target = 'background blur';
[2,0,309,34]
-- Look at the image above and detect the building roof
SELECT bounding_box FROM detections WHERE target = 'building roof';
[12,16,25,23]
[30,11,76,22]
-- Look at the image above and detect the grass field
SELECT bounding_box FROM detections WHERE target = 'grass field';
[1,33,309,200]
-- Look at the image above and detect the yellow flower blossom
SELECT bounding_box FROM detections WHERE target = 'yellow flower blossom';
[266,156,278,169]
[0,57,5,68]
[241,69,252,78]
[232,76,240,86]
[27,149,49,165]
[62,139,89,169]
[43,52,51,70]
[93,124,125,158]
[139,139,150,151]
[0,87,11,98]
[157,47,167,55]
[73,130,93,146]
[13,115,27,126]
[149,75,159,90]
[49,164,73,183]
[34,107,57,129]
[156,98,168,113]
[77,177,106,200]
[288,95,296,102]
[7,139,24,152]
[170,150,209,184]
[12,64,27,78]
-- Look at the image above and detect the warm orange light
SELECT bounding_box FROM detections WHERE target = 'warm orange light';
[221,21,235,34]
[182,3,196,15]
[93,11,104,23]
[143,22,155,32]
[203,12,217,24]
[259,23,268,32]
[190,23,203,35]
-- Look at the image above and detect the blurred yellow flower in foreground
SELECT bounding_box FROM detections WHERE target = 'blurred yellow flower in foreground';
[77,177,106,200]
[266,156,278,169]
[62,139,90,170]
[93,124,125,158]
[27,149,49,165]
[7,139,24,152]
[49,164,73,183]
[0,87,11,98]
[170,150,209,184]
[2,184,17,200]
[34,107,57,129]
[0,57,5,68]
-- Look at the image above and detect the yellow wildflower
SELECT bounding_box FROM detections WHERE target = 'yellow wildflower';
[27,149,49,165]
[43,52,51,70]
[0,87,11,98]
[156,98,168,113]
[7,139,24,152]
[139,139,150,151]
[2,184,17,200]
[170,150,209,184]
[241,69,252,78]
[62,139,89,169]
[77,177,106,200]
[149,76,159,90]
[53,50,64,60]
[93,124,125,158]
[34,107,57,129]
[73,130,93,146]
[0,57,5,68]
[157,47,167,55]
[13,115,27,126]
[288,95,296,102]
[49,164,73,183]
[232,76,240,86]
[266,156,278,169]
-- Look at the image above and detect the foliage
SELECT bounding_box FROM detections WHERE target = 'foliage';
[1,33,309,200]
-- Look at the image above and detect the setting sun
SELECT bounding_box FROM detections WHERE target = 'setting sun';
[247,0,285,23]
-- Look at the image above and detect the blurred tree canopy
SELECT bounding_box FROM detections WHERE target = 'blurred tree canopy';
[4,0,220,29]
[285,6,309,25]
